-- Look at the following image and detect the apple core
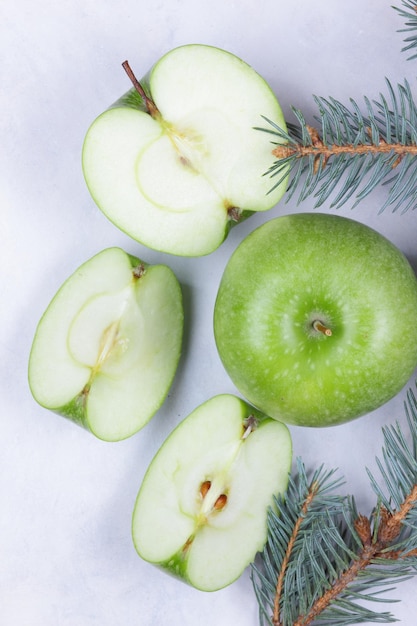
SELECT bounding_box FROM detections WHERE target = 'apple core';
[132,394,292,590]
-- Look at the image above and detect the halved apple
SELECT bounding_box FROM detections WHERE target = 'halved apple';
[82,44,288,256]
[28,247,183,441]
[132,394,292,591]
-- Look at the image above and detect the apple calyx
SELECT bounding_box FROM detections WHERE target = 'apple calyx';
[122,60,160,120]
[132,262,146,279]
[312,319,333,337]
[227,205,243,223]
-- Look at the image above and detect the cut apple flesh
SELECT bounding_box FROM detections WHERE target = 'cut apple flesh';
[28,247,183,441]
[82,44,288,256]
[132,394,292,591]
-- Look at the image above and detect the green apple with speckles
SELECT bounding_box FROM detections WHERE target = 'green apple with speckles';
[214,213,417,427]
[28,247,183,441]
[82,44,287,257]
[132,394,292,591]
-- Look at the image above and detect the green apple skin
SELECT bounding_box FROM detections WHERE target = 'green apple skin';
[213,213,417,427]
[82,44,288,257]
[132,394,292,591]
[28,248,183,441]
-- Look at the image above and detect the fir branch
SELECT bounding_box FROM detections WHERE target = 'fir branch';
[269,463,345,626]
[253,383,417,626]
[258,79,417,213]
[394,0,417,60]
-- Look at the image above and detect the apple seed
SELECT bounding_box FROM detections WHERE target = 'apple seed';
[199,479,228,514]
[200,480,212,499]
[213,494,228,511]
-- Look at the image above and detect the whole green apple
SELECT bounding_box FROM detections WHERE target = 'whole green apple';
[214,213,417,427]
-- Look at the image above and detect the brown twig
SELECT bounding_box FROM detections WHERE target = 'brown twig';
[272,480,320,626]
[273,125,417,174]
[287,484,417,626]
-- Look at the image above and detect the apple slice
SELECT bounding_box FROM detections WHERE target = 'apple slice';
[132,394,292,591]
[28,247,183,441]
[82,44,288,256]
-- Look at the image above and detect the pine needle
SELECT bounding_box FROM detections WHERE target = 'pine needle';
[394,0,417,60]
[257,79,417,213]
[253,382,417,626]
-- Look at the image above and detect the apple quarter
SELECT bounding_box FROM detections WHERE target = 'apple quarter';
[131,394,292,591]
[28,247,183,441]
[82,44,288,256]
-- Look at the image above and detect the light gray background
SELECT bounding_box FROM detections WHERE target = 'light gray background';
[2,1,417,624]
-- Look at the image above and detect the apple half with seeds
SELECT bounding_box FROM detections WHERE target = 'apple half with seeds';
[82,44,288,256]
[28,247,183,441]
[132,394,292,591]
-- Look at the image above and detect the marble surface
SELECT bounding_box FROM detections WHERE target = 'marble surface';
[2,1,417,624]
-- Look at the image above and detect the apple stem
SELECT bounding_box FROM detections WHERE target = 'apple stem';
[313,320,332,336]
[122,60,160,119]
